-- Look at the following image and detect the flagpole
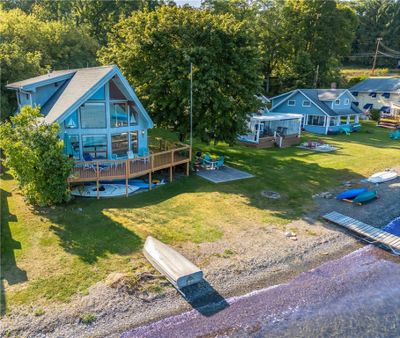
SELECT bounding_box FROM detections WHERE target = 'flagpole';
[190,62,193,150]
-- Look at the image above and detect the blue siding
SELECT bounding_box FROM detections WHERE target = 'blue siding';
[271,92,326,116]
[271,92,292,107]
[33,81,66,108]
[89,86,105,100]
[304,125,326,134]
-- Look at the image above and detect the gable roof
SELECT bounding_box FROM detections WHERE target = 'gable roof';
[7,65,154,128]
[271,89,361,117]
[349,77,400,93]
[6,70,76,90]
[44,66,115,123]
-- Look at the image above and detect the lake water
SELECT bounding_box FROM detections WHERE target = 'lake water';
[123,245,400,338]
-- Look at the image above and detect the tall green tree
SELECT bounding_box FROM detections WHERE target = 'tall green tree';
[0,7,98,118]
[350,0,400,68]
[0,106,73,205]
[100,6,262,144]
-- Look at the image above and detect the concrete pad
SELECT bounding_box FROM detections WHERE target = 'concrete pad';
[196,166,254,183]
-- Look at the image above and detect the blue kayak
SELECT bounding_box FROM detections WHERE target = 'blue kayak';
[383,216,400,236]
[353,190,377,204]
[336,188,368,200]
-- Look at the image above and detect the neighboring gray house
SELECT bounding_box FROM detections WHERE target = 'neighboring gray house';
[6,65,154,161]
[349,77,400,114]
[269,89,363,135]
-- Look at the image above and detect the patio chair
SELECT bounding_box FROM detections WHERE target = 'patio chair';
[214,156,225,170]
[389,129,400,140]
[83,153,107,173]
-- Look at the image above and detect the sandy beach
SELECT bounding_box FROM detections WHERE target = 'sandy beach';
[1,176,399,338]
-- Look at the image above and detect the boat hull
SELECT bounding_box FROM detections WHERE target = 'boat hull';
[71,184,140,198]
[143,236,203,289]
[336,188,368,200]
[367,171,398,184]
[353,191,377,204]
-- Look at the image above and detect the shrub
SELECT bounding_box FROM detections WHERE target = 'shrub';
[369,109,381,122]
[79,312,96,325]
[0,106,73,205]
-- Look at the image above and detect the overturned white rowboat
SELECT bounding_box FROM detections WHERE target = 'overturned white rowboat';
[143,236,203,289]
[367,171,398,184]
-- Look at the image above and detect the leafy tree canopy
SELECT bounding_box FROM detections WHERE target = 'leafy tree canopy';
[0,7,98,118]
[99,6,263,144]
[0,106,73,205]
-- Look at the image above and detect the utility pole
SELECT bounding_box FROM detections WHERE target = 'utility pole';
[371,38,382,75]
[189,63,193,150]
[314,64,319,88]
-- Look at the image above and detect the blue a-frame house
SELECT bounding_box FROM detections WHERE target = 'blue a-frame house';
[7,65,154,160]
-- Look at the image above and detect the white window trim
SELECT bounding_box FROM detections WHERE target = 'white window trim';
[302,100,311,107]
[335,99,341,105]
[344,98,350,105]
[288,100,296,107]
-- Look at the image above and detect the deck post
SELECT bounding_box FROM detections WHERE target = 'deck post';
[125,160,129,197]
[149,171,152,190]
[96,161,100,199]
[170,150,174,182]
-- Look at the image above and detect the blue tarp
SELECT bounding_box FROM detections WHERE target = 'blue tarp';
[382,92,391,98]
[369,92,377,97]
[351,91,358,97]
[380,106,390,113]
[383,217,400,236]
[363,103,373,109]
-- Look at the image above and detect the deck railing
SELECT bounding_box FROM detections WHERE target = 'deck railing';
[68,143,191,185]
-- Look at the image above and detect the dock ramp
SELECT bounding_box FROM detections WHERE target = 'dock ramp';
[323,211,400,255]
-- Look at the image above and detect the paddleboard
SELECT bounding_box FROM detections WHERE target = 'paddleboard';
[367,171,398,184]
[336,188,368,200]
[353,190,377,204]
[383,217,400,236]
[71,184,140,198]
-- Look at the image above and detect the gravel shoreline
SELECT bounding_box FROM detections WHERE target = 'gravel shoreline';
[1,174,399,338]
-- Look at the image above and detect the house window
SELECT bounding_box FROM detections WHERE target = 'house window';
[335,99,340,105]
[129,103,139,125]
[130,131,138,153]
[110,102,128,128]
[302,100,311,107]
[64,111,78,129]
[109,80,126,100]
[330,117,338,126]
[344,98,349,105]
[112,133,129,158]
[82,135,107,159]
[288,100,296,107]
[64,134,80,159]
[80,103,106,129]
[307,115,325,126]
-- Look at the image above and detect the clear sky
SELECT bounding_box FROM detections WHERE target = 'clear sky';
[174,0,202,7]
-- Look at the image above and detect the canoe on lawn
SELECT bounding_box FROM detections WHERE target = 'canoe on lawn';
[353,190,377,204]
[336,188,368,200]
[367,171,398,184]
[143,236,203,289]
[71,184,140,198]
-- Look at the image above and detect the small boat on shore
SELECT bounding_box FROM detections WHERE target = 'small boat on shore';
[367,171,398,184]
[143,236,203,289]
[353,190,377,204]
[336,188,368,200]
[71,184,140,198]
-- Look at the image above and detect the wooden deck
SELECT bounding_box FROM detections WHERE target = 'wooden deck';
[68,144,191,197]
[323,211,400,254]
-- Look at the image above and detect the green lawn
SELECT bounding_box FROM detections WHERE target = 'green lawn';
[1,121,399,315]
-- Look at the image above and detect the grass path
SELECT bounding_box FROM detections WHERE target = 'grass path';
[1,121,399,314]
